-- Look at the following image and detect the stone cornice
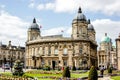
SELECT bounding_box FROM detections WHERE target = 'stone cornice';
[26,38,97,46]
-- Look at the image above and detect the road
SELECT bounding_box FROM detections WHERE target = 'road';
[0,68,11,73]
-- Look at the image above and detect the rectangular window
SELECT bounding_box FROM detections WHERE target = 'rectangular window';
[63,48,67,54]
[48,47,51,56]
[55,49,58,54]
[63,60,67,66]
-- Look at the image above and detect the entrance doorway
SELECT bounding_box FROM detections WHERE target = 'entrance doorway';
[52,61,55,70]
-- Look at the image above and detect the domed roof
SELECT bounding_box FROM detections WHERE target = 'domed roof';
[88,19,94,31]
[29,18,40,31]
[73,7,86,21]
[101,33,111,43]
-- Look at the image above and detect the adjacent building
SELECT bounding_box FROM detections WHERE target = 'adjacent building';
[116,34,120,70]
[25,8,98,69]
[98,33,117,69]
[0,41,25,67]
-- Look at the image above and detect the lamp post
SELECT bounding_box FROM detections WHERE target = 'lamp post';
[9,47,13,72]
[9,47,15,72]
[3,56,6,72]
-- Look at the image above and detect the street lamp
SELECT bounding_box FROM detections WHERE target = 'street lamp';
[9,47,13,72]
[9,47,15,72]
[3,56,6,72]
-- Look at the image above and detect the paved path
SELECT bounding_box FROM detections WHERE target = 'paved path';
[98,75,113,80]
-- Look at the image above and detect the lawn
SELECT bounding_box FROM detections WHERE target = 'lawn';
[112,76,120,80]
[1,70,120,80]
[23,70,89,80]
[0,70,88,80]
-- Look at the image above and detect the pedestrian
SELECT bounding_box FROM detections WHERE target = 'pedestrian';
[100,66,104,77]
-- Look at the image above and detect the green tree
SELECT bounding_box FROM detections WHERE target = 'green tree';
[88,66,98,80]
[12,60,24,76]
[62,66,71,78]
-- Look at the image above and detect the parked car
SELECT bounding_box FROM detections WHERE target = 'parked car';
[2,64,10,70]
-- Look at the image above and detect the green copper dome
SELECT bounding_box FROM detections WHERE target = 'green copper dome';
[101,33,111,43]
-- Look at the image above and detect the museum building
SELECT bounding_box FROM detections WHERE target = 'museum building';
[25,8,98,69]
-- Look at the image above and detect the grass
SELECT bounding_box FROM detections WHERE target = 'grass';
[2,70,120,80]
[111,76,120,80]
[0,70,89,80]
[23,70,88,80]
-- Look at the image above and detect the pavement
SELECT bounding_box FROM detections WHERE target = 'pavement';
[98,75,113,80]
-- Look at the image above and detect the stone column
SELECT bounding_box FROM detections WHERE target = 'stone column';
[101,55,102,64]
[45,46,48,56]
[51,45,54,56]
[98,55,99,66]
[76,58,79,68]
[58,45,63,67]
[68,45,73,67]
[104,55,106,64]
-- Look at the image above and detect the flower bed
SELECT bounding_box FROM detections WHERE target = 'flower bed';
[26,70,62,74]
[24,71,85,80]
[0,74,34,80]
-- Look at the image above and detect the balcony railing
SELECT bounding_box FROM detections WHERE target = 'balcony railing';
[62,54,68,56]
[47,54,51,56]
[54,54,58,56]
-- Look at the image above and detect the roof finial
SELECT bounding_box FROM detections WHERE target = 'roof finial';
[78,7,82,13]
[33,18,36,23]
[105,33,107,36]
[88,19,91,24]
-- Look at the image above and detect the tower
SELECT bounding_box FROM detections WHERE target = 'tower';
[116,34,120,70]
[72,7,88,39]
[27,18,40,41]
[87,19,96,41]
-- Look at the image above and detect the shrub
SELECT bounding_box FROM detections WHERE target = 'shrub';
[43,65,51,71]
[12,60,24,76]
[62,66,71,78]
[88,66,98,80]
[108,67,112,74]
[72,65,76,71]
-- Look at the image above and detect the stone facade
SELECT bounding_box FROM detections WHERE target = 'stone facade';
[0,41,25,67]
[116,34,120,70]
[98,33,117,69]
[26,8,98,69]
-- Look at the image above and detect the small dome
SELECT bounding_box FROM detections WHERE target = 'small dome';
[88,19,94,31]
[101,33,111,43]
[29,18,40,31]
[73,7,86,21]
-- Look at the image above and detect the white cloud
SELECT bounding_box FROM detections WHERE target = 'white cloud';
[92,19,120,44]
[34,0,120,15]
[44,19,120,45]
[28,3,35,8]
[41,27,66,36]
[37,4,45,10]
[0,4,5,9]
[28,0,35,8]
[0,11,29,46]
[45,3,55,10]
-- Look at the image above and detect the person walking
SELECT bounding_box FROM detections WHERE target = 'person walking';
[100,66,104,77]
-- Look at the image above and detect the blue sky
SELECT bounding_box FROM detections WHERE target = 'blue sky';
[0,0,120,47]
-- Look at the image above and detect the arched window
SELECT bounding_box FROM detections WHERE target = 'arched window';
[39,47,42,55]
[55,48,58,54]
[63,48,67,54]
[48,47,51,56]
[79,46,82,54]
[32,48,34,55]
